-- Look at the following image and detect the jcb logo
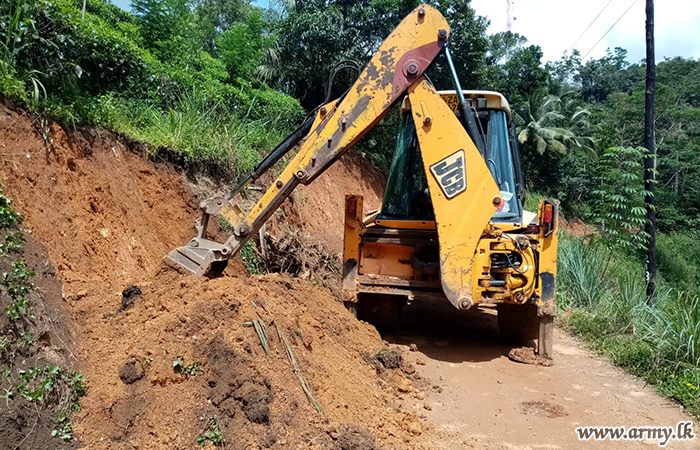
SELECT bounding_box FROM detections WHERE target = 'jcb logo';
[429,149,466,199]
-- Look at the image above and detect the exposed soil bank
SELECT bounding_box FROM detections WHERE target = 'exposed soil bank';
[0,102,430,449]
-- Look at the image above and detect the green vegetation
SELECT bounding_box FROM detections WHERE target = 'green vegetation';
[0,230,25,254]
[0,364,87,442]
[0,0,302,176]
[173,356,203,376]
[590,146,650,250]
[240,240,264,275]
[196,417,225,447]
[0,181,22,228]
[0,179,86,442]
[3,259,35,321]
[557,233,700,416]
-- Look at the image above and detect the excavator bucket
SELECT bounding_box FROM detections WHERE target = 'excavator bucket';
[164,196,236,276]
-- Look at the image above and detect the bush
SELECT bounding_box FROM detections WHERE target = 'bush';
[92,90,298,178]
[0,0,304,180]
[657,231,700,292]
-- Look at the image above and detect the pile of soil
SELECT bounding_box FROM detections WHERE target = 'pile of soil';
[0,100,432,449]
[75,269,429,449]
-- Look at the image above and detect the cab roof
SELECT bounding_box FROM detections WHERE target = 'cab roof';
[401,90,511,120]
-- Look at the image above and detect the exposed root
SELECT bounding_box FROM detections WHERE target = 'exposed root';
[257,226,342,297]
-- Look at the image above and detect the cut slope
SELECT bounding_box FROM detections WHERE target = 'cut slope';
[0,101,430,449]
[286,151,385,254]
[0,103,199,297]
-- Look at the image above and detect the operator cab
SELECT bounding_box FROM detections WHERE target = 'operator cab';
[378,90,527,225]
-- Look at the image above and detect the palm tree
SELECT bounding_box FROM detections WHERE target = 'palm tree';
[516,88,596,158]
[254,41,284,87]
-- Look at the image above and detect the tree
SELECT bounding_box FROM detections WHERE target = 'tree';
[516,89,595,157]
[590,146,650,251]
[579,48,635,103]
[268,0,488,110]
[267,0,424,109]
[131,0,195,47]
[485,31,527,66]
[548,50,582,87]
[192,0,252,54]
[218,9,274,80]
[483,42,549,107]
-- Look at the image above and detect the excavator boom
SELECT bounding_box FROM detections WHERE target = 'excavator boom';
[166,4,449,272]
[164,4,502,309]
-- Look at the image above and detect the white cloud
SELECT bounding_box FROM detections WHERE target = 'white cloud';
[471,0,700,64]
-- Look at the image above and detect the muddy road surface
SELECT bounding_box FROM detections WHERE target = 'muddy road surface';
[385,300,696,449]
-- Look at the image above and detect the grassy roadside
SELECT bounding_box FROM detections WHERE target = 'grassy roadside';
[556,232,700,417]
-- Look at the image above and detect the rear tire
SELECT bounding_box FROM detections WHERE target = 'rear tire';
[357,294,405,330]
[497,302,539,343]
[343,301,358,318]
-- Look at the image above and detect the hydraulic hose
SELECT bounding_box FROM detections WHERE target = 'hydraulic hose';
[226,114,315,200]
[444,46,487,157]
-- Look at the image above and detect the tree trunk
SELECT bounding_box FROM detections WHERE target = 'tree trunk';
[644,0,657,302]
[673,154,679,194]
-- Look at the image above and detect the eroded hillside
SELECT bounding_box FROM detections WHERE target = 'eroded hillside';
[0,101,430,449]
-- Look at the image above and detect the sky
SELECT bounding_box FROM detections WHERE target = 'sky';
[471,0,700,63]
[110,0,700,64]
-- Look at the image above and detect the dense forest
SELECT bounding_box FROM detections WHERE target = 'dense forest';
[1,0,700,414]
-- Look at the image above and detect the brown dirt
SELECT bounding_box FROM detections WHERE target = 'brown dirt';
[561,218,596,237]
[0,105,200,297]
[520,400,568,419]
[71,269,432,449]
[283,151,384,254]
[385,300,698,449]
[508,346,553,367]
[0,229,80,449]
[0,102,431,449]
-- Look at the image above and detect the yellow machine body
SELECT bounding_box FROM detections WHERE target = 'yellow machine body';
[341,87,560,356]
[165,4,560,358]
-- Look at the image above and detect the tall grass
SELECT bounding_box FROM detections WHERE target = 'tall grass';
[557,233,700,416]
[89,91,293,179]
[557,233,612,309]
[523,190,545,212]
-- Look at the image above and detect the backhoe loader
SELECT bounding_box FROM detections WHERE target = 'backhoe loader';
[165,4,559,358]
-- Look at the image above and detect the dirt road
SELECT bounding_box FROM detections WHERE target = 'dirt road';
[385,300,696,449]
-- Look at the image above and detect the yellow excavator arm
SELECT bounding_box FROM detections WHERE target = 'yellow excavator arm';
[165,4,501,309]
